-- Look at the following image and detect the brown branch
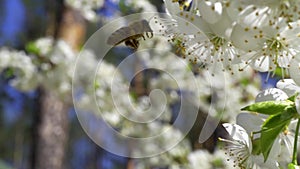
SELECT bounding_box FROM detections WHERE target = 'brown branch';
[33,2,86,169]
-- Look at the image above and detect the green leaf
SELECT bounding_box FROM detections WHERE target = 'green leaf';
[94,81,100,89]
[129,91,138,101]
[273,67,288,78]
[288,93,299,102]
[3,68,14,78]
[288,163,300,169]
[241,100,293,115]
[260,110,294,161]
[25,42,40,55]
[251,138,261,155]
[211,158,225,168]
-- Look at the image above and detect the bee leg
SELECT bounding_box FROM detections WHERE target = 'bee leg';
[132,39,139,50]
[125,39,139,50]
[146,32,153,38]
[125,40,134,48]
[141,35,146,41]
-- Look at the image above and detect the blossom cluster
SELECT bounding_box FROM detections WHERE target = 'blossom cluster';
[1,0,299,168]
[157,0,300,168]
[221,78,300,169]
[139,35,260,122]
[156,0,300,80]
[65,0,104,21]
[75,33,261,167]
[0,37,97,100]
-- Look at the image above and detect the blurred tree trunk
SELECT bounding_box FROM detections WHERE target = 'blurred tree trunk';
[35,89,70,169]
[33,1,86,169]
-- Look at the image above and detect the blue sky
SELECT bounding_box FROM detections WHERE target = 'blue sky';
[0,0,25,46]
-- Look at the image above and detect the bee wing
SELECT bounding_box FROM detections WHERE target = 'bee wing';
[107,26,134,46]
[130,20,153,34]
[107,20,153,46]
[140,20,153,33]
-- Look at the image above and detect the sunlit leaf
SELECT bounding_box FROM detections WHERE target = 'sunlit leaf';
[260,109,294,161]
[241,100,293,115]
[288,163,300,169]
[25,42,40,55]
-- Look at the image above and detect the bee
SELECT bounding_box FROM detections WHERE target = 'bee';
[175,0,193,11]
[107,19,153,50]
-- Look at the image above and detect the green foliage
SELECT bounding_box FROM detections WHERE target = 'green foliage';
[288,163,300,169]
[243,100,299,161]
[119,0,143,14]
[288,93,299,102]
[212,158,225,168]
[94,81,100,89]
[241,100,294,115]
[25,42,40,55]
[3,68,14,79]
[260,109,294,161]
[251,138,261,155]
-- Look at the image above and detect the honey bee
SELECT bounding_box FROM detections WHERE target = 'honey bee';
[175,0,192,11]
[107,19,153,50]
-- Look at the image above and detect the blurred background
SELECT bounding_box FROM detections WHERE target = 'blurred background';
[0,0,278,169]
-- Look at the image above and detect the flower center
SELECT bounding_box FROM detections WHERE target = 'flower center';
[210,35,226,51]
[265,37,285,53]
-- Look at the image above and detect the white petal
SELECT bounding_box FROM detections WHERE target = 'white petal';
[282,21,300,48]
[296,94,300,115]
[224,1,241,21]
[239,6,269,27]
[290,59,300,86]
[236,113,264,135]
[255,88,288,102]
[209,10,234,38]
[164,0,181,15]
[251,154,279,169]
[231,24,263,51]
[268,138,281,159]
[276,79,300,97]
[222,123,251,147]
[277,52,293,68]
[198,1,222,24]
[250,55,273,72]
[176,12,210,35]
[188,14,211,34]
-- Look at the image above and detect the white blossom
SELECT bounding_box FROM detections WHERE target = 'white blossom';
[276,79,300,115]
[160,0,300,79]
[220,123,254,169]
[65,0,104,22]
[290,58,300,86]
[237,112,297,168]
[0,48,38,91]
[236,0,300,27]
[155,2,241,74]
[231,21,300,78]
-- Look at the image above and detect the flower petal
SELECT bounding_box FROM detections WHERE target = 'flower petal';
[236,113,264,136]
[209,10,234,38]
[276,79,300,97]
[255,88,288,102]
[296,94,300,115]
[290,58,300,86]
[250,55,274,72]
[176,12,211,35]
[222,123,251,148]
[198,1,222,24]
[164,0,181,15]
[231,24,263,51]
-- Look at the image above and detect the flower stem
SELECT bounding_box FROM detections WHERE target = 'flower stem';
[292,118,300,165]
